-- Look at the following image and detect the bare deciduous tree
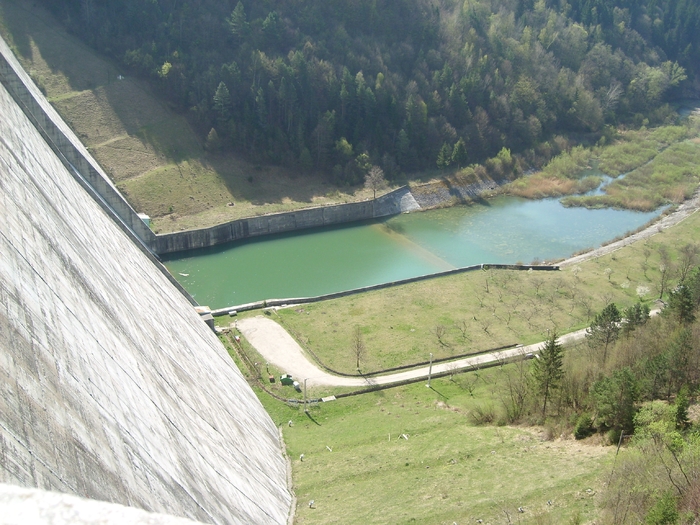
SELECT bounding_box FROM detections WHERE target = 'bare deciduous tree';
[433,324,450,347]
[364,165,387,199]
[455,320,470,341]
[531,276,544,296]
[678,243,699,282]
[352,325,365,371]
[658,245,674,299]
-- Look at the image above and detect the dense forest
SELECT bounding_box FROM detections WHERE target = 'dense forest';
[43,0,699,183]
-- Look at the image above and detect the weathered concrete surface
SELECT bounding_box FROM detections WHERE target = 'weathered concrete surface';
[0,37,291,525]
[0,484,206,525]
[155,185,421,254]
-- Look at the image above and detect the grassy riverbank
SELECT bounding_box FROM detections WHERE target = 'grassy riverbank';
[505,123,700,209]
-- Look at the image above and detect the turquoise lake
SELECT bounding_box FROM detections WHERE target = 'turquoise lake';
[163,195,660,308]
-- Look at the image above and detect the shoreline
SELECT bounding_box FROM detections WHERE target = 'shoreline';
[559,189,700,268]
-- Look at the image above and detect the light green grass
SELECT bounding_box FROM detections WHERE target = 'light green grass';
[505,125,698,205]
[259,375,611,525]
[563,139,700,211]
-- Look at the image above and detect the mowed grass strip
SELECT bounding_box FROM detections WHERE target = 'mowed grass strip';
[270,209,700,375]
[261,377,611,525]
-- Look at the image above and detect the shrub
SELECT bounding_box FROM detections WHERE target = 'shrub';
[574,413,595,440]
[468,404,496,425]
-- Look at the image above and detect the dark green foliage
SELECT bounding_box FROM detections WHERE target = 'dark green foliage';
[623,302,651,335]
[205,128,221,151]
[638,352,671,401]
[574,413,594,440]
[644,491,680,525]
[213,82,232,123]
[667,284,696,324]
[674,386,690,431]
[586,303,622,364]
[40,0,695,173]
[667,328,695,395]
[592,367,639,434]
[436,143,452,170]
[531,332,564,418]
[451,139,468,169]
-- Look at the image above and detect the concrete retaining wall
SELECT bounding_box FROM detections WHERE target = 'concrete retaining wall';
[155,185,420,254]
[410,179,499,209]
[212,264,559,316]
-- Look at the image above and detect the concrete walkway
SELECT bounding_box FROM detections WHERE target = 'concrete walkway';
[236,316,590,388]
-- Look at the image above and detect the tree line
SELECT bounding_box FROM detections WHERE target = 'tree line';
[42,0,697,185]
[467,250,700,523]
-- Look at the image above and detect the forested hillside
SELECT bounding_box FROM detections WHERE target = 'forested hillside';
[43,0,698,183]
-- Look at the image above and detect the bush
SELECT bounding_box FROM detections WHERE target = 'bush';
[645,491,679,525]
[468,404,496,425]
[574,413,595,440]
[606,427,624,445]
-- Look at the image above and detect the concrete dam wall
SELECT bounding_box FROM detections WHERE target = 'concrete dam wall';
[0,35,291,524]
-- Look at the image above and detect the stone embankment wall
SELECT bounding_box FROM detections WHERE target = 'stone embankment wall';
[0,36,291,524]
[155,185,421,254]
[410,179,499,209]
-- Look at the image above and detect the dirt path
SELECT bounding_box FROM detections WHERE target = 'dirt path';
[236,316,589,388]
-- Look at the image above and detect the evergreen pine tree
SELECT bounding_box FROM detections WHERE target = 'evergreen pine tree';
[436,143,452,169]
[451,138,468,168]
[532,331,564,418]
[586,303,621,364]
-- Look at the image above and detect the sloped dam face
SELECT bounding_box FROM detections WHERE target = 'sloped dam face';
[0,36,291,524]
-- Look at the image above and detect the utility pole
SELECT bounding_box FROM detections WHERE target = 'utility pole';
[304,378,308,413]
[427,353,433,388]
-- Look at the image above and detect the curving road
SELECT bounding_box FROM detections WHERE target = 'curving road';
[236,316,589,388]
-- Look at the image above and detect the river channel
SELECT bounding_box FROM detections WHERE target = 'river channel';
[163,195,661,309]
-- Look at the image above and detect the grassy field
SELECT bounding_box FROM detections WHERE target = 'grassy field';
[0,0,384,233]
[563,138,700,211]
[505,124,700,206]
[256,365,612,525]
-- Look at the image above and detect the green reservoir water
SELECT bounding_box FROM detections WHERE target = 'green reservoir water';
[163,196,660,308]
